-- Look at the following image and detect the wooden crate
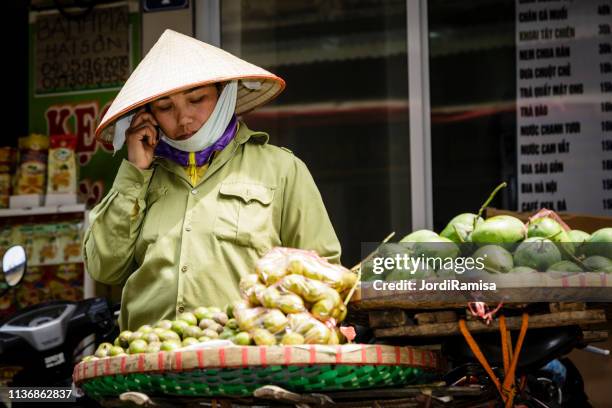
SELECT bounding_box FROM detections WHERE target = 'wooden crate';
[366,302,608,342]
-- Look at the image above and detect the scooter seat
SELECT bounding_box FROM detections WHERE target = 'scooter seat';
[442,325,582,372]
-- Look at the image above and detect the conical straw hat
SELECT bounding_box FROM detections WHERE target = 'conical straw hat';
[95,29,285,144]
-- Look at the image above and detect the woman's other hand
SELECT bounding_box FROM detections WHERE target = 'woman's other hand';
[126,108,159,170]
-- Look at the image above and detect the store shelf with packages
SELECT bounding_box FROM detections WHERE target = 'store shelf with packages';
[0,203,94,320]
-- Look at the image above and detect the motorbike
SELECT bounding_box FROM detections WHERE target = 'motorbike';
[441,323,606,407]
[0,245,118,407]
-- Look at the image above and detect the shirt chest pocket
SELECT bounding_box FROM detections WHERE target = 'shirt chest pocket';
[214,182,277,251]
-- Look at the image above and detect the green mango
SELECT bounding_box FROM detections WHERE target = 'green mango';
[584,228,612,259]
[508,266,536,274]
[582,255,612,272]
[567,230,590,256]
[412,236,461,263]
[440,213,484,244]
[472,245,514,273]
[514,237,562,271]
[546,261,583,273]
[527,217,574,259]
[399,230,439,252]
[472,216,526,248]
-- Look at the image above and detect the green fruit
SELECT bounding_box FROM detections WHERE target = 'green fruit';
[197,336,211,343]
[208,307,222,314]
[160,340,181,351]
[386,262,435,281]
[226,318,239,330]
[225,304,234,319]
[509,266,536,274]
[81,355,98,362]
[144,333,160,343]
[158,330,180,342]
[118,331,133,348]
[528,217,564,239]
[171,320,190,337]
[208,322,224,334]
[472,216,526,247]
[233,332,252,345]
[202,329,219,339]
[128,331,144,343]
[109,346,126,357]
[194,307,209,322]
[94,342,113,358]
[440,213,484,244]
[472,245,514,273]
[400,229,439,243]
[514,238,562,271]
[582,256,612,272]
[153,327,167,337]
[584,228,612,259]
[155,320,173,330]
[183,326,203,339]
[113,337,120,347]
[137,325,153,334]
[568,230,590,256]
[219,329,236,340]
[547,261,583,272]
[182,337,199,347]
[253,329,276,346]
[212,312,229,326]
[528,217,574,259]
[412,236,461,263]
[281,332,305,345]
[198,318,216,330]
[146,342,161,353]
[129,339,148,354]
[178,312,198,326]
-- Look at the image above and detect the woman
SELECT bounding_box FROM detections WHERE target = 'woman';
[84,30,341,331]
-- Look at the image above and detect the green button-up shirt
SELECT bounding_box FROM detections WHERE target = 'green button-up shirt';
[83,121,341,331]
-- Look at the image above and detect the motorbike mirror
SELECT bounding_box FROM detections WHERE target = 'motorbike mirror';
[2,245,27,287]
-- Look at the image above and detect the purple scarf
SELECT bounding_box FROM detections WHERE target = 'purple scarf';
[154,115,238,166]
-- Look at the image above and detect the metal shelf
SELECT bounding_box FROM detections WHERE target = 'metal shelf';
[0,204,86,217]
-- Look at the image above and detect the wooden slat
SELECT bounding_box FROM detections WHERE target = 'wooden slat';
[415,311,458,325]
[368,309,410,328]
[375,310,607,338]
[549,302,587,313]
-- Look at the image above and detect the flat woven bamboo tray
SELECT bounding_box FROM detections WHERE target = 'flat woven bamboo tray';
[73,344,443,399]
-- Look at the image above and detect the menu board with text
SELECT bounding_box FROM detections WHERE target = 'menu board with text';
[516,0,612,215]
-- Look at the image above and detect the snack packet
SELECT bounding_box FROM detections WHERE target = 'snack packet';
[14,134,49,195]
[47,134,77,195]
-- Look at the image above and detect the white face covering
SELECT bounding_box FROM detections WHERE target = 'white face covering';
[112,80,238,153]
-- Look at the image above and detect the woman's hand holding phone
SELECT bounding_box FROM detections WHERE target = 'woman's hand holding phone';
[126,107,160,170]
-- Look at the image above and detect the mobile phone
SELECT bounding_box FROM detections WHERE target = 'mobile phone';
[144,104,160,143]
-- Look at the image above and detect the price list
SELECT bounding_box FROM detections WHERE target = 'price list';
[516,0,612,214]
